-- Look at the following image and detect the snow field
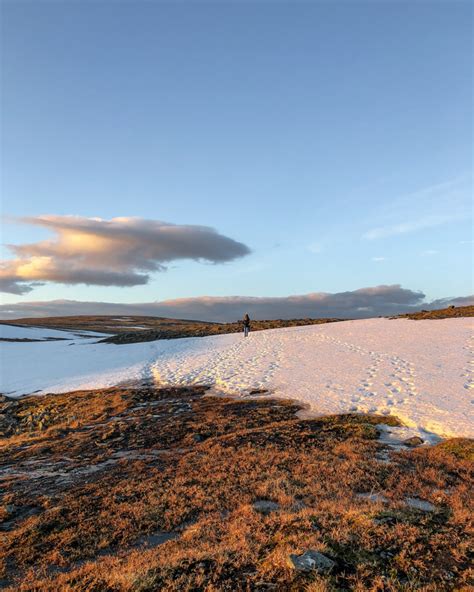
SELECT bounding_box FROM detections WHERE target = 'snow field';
[1,318,472,439]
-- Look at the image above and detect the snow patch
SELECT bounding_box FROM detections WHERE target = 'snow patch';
[0,318,472,438]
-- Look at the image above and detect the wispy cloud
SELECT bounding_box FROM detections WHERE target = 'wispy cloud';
[0,216,251,294]
[363,214,462,240]
[362,175,471,240]
[372,257,386,262]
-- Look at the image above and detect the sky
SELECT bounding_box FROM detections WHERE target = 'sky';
[0,0,472,319]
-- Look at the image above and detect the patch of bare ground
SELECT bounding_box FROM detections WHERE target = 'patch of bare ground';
[392,305,474,320]
[0,386,472,591]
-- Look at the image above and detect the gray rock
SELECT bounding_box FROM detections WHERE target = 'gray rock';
[403,436,424,447]
[252,500,280,514]
[405,497,436,512]
[287,550,335,573]
[356,492,388,503]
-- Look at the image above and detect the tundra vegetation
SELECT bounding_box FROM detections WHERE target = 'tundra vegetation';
[1,316,344,344]
[0,384,472,591]
[391,305,474,321]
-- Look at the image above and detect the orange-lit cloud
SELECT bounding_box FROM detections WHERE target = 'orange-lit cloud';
[0,216,251,294]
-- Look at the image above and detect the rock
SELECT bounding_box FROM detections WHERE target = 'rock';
[405,497,436,512]
[403,436,424,447]
[192,434,204,442]
[252,500,280,514]
[287,550,335,573]
[356,492,388,503]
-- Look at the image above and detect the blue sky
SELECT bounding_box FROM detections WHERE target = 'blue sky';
[1,0,472,309]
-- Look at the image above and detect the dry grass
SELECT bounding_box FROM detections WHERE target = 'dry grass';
[0,315,210,334]
[0,316,345,341]
[0,386,472,591]
[392,305,474,321]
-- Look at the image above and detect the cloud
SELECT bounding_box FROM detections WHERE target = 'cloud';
[426,295,474,309]
[372,257,386,262]
[0,216,251,294]
[0,274,42,295]
[362,175,471,240]
[362,214,462,240]
[0,284,466,322]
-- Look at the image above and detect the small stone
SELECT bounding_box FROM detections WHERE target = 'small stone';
[287,550,335,573]
[252,500,280,515]
[405,497,436,512]
[403,436,424,447]
[356,492,388,504]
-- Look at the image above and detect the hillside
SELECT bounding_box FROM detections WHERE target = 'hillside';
[393,305,474,320]
[0,316,345,344]
[1,304,472,346]
[0,315,212,335]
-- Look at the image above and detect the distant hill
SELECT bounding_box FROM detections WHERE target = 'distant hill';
[0,315,345,343]
[0,315,211,334]
[392,305,474,320]
[1,305,471,344]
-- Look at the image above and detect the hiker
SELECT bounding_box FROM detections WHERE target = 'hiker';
[243,313,251,337]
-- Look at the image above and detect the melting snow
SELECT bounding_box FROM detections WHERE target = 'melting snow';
[0,318,472,438]
[0,324,105,341]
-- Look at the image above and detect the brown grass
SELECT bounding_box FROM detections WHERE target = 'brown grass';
[392,305,474,320]
[0,316,345,341]
[0,386,472,591]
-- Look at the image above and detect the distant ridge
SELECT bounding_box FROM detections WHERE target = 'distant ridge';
[0,315,345,342]
[391,305,474,320]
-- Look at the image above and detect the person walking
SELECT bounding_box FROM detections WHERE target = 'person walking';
[243,313,251,337]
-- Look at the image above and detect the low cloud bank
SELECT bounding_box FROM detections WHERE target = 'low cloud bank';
[1,285,471,322]
[0,216,250,294]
